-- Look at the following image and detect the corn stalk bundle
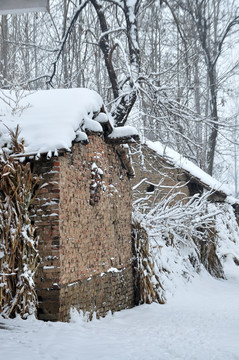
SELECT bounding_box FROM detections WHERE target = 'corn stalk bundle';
[132,220,166,305]
[0,129,40,319]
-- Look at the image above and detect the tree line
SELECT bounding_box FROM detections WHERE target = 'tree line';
[1,0,239,186]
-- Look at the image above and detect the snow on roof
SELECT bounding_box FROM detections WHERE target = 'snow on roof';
[146,140,234,200]
[107,126,139,140]
[0,88,138,158]
[0,88,104,156]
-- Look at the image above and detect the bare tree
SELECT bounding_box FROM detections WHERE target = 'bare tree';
[1,0,239,179]
[175,0,239,174]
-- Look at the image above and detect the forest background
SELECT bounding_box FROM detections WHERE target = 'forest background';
[1,0,239,192]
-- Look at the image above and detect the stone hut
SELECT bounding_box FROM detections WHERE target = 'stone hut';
[0,88,139,321]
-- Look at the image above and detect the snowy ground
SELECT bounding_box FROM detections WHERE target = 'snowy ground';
[1,269,239,360]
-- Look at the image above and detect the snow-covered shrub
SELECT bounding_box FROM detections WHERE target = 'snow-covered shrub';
[0,128,40,319]
[132,189,239,304]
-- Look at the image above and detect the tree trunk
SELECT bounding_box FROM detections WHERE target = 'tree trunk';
[206,64,218,175]
[0,15,8,86]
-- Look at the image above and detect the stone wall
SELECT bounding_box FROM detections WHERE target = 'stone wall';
[32,134,134,321]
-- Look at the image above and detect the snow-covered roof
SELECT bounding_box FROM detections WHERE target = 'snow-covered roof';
[146,140,237,204]
[0,88,138,158]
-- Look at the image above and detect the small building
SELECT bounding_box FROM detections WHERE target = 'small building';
[0,88,139,321]
[130,141,239,280]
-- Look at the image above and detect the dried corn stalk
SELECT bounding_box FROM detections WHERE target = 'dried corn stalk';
[132,220,166,305]
[0,129,40,318]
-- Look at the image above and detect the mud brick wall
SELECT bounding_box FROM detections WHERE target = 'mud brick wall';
[59,266,134,320]
[32,135,134,321]
[130,144,190,208]
[32,158,61,321]
[130,144,227,208]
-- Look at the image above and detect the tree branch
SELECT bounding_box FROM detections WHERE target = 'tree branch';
[47,0,90,86]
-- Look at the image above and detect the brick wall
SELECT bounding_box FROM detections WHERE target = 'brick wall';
[33,135,134,321]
